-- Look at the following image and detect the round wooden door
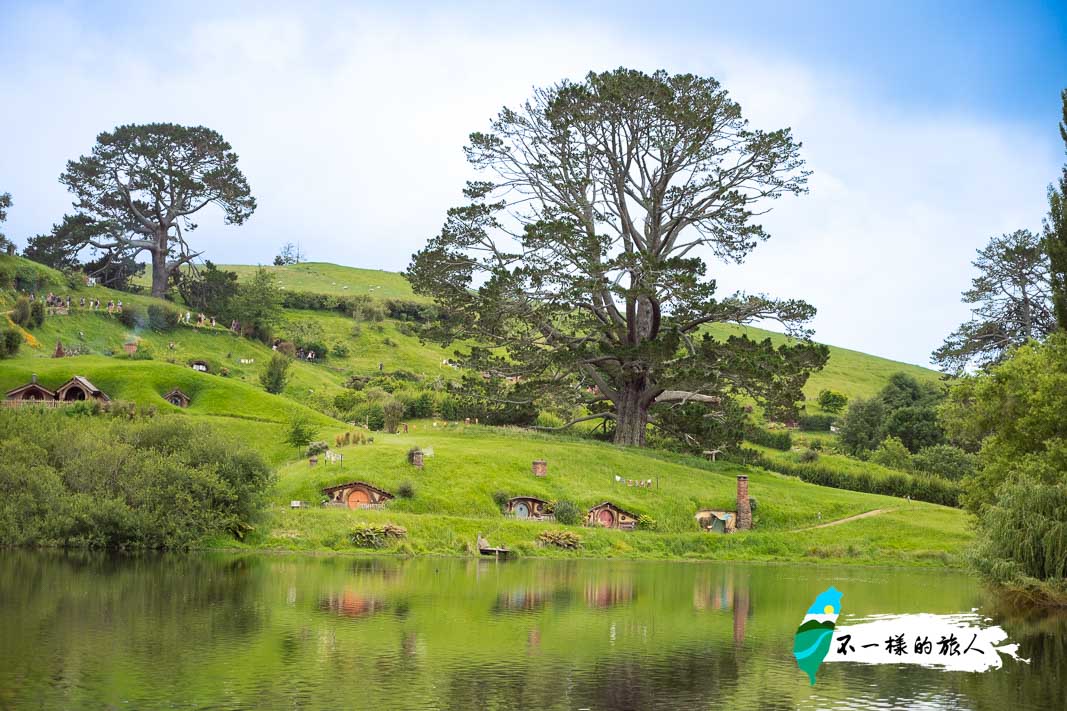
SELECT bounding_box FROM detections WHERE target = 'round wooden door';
[514,502,530,519]
[597,508,615,527]
[347,488,371,509]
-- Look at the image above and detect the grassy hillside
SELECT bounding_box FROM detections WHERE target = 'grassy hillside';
[240,424,972,565]
[223,262,427,301]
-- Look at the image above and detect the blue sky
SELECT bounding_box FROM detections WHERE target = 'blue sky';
[1,0,1064,365]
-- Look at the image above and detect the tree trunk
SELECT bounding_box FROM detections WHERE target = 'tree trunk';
[150,245,168,299]
[613,380,649,446]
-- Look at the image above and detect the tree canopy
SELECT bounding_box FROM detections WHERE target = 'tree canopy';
[0,192,12,253]
[1045,88,1067,329]
[59,123,255,297]
[408,68,827,447]
[933,229,1053,373]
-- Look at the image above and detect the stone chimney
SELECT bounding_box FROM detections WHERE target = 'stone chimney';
[532,459,547,477]
[736,475,752,530]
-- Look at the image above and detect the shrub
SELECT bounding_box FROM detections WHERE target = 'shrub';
[550,499,581,525]
[817,389,848,413]
[491,491,510,510]
[11,296,31,326]
[331,342,349,358]
[637,514,658,531]
[537,530,582,549]
[29,300,45,327]
[798,414,836,432]
[305,441,329,457]
[534,411,565,429]
[0,329,20,358]
[869,436,915,472]
[349,522,407,548]
[744,425,792,451]
[401,391,434,419]
[397,481,415,499]
[128,341,155,360]
[912,444,978,481]
[147,304,180,331]
[354,402,386,430]
[116,304,144,329]
[286,416,319,449]
[798,448,819,463]
[837,397,887,456]
[0,412,273,549]
[383,398,405,434]
[260,352,291,394]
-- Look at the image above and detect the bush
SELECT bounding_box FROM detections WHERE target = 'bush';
[750,451,960,507]
[798,448,819,463]
[397,481,415,499]
[383,398,405,434]
[0,411,273,548]
[491,491,510,510]
[30,300,45,327]
[305,441,329,457]
[349,522,407,548]
[549,499,581,525]
[286,416,319,449]
[912,445,978,481]
[400,391,434,419]
[637,514,658,531]
[11,296,31,326]
[534,411,565,429]
[869,436,915,472]
[353,402,386,430]
[537,530,582,549]
[0,329,20,358]
[744,425,792,451]
[260,352,291,394]
[817,389,848,413]
[798,414,836,432]
[116,304,144,329]
[147,304,180,331]
[331,342,349,358]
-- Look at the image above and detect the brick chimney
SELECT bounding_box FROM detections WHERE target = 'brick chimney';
[736,475,752,530]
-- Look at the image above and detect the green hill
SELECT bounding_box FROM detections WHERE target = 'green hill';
[224,262,428,301]
[1,254,967,564]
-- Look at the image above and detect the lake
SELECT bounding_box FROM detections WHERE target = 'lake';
[0,551,1062,710]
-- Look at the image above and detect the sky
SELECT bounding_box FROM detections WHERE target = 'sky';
[1,0,1065,366]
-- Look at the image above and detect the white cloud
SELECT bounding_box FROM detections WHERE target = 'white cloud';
[0,3,1057,366]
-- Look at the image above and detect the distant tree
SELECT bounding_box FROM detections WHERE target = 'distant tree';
[882,405,944,453]
[60,123,256,298]
[816,389,848,413]
[260,352,291,394]
[83,250,146,292]
[837,397,887,456]
[230,267,281,342]
[1045,88,1067,330]
[11,296,31,327]
[878,372,942,410]
[934,230,1053,372]
[0,192,12,253]
[285,415,318,449]
[869,435,915,472]
[408,68,826,447]
[273,242,305,266]
[177,261,239,315]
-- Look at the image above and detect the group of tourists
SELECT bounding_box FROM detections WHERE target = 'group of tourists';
[29,291,124,314]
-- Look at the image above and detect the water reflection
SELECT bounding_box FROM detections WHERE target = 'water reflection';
[0,550,1062,710]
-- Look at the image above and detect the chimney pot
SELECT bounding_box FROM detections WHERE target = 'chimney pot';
[31,373,38,384]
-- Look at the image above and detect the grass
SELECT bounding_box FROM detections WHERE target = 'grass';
[221,262,428,301]
[222,423,974,566]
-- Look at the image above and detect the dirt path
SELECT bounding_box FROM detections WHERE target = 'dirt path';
[798,508,892,531]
